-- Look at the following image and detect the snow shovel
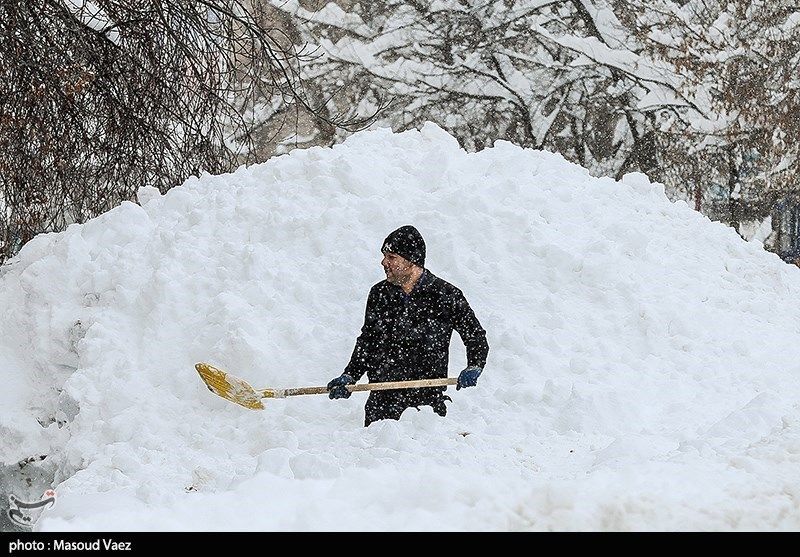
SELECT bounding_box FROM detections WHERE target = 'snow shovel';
[195,362,457,410]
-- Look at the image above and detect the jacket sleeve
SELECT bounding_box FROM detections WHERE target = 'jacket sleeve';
[343,286,385,382]
[452,289,489,369]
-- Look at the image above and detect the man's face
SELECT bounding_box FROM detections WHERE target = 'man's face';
[382,251,414,285]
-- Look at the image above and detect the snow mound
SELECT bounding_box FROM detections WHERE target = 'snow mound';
[2,123,800,531]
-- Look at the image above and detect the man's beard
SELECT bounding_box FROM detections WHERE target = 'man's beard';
[385,267,410,286]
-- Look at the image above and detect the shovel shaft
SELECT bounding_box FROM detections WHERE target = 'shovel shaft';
[268,377,458,398]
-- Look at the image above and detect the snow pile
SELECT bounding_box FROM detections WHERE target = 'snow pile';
[2,124,800,531]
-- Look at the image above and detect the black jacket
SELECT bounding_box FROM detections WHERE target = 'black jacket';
[344,270,489,385]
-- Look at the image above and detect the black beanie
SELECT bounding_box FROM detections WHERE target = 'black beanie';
[381,225,426,267]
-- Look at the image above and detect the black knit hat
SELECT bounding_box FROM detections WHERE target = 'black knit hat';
[381,225,426,267]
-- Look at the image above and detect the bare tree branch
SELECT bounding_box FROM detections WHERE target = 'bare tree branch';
[0,0,383,261]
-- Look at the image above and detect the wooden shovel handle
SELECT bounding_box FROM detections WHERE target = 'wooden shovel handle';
[280,377,458,397]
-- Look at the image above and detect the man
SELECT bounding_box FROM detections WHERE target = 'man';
[327,225,489,426]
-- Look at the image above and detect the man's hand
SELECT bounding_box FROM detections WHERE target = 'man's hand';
[457,366,482,390]
[327,373,355,399]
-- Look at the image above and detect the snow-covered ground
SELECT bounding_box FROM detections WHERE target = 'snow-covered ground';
[2,124,800,531]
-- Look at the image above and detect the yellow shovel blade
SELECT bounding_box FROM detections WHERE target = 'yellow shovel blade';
[195,362,266,410]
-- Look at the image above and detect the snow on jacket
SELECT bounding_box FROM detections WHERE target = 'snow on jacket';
[344,269,489,386]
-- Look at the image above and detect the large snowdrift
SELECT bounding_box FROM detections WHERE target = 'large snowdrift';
[2,124,800,531]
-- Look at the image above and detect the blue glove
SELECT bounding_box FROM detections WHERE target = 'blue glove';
[327,373,355,399]
[457,366,482,390]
